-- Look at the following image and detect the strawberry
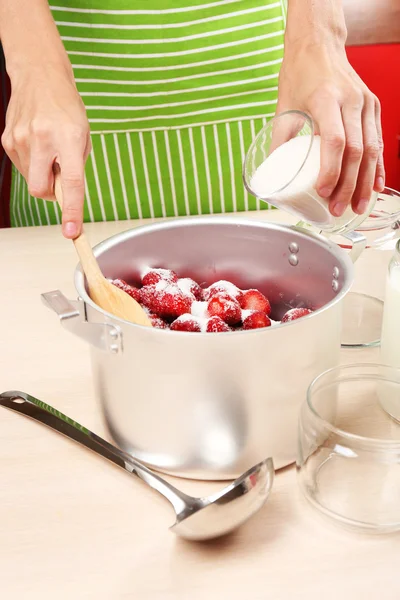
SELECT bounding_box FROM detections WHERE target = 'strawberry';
[140,284,192,319]
[243,311,271,330]
[204,280,243,303]
[177,277,203,301]
[139,285,158,311]
[111,278,141,303]
[170,315,201,332]
[206,316,230,333]
[207,293,241,325]
[240,289,271,315]
[142,268,178,287]
[281,308,312,323]
[149,315,169,329]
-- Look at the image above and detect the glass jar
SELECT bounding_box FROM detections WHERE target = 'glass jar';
[379,240,400,422]
[381,239,400,369]
[298,363,400,533]
[243,110,378,235]
[336,187,400,348]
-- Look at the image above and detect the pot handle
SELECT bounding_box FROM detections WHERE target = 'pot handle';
[296,221,367,264]
[41,290,123,354]
[338,230,367,264]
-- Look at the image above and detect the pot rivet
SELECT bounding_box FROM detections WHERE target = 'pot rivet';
[332,280,339,292]
[110,344,119,354]
[333,267,340,280]
[109,329,118,340]
[289,242,299,254]
[289,254,299,266]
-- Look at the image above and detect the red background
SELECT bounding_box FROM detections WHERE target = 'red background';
[346,43,400,192]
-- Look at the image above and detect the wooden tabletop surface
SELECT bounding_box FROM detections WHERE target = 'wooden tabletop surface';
[0,210,399,600]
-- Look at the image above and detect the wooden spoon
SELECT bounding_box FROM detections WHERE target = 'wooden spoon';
[53,169,152,327]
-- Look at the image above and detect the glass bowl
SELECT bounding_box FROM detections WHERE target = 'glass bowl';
[337,187,400,348]
[357,186,400,249]
[341,293,383,348]
[297,364,400,533]
[333,187,400,251]
[243,110,377,235]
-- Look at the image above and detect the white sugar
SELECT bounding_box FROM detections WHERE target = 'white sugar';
[250,135,334,227]
[177,278,195,297]
[154,281,187,296]
[216,280,241,296]
[204,280,241,299]
[141,266,152,277]
[191,301,209,318]
[241,309,255,320]
[142,266,172,278]
[176,313,197,323]
[197,316,210,333]
[176,313,209,332]
[155,279,169,292]
[190,301,210,331]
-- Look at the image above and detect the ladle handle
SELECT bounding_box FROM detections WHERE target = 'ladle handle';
[0,391,190,515]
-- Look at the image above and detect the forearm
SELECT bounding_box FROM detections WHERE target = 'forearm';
[0,0,72,80]
[279,0,384,214]
[285,0,347,51]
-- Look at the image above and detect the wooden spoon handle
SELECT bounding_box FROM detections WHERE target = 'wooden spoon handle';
[53,165,152,328]
[54,170,103,282]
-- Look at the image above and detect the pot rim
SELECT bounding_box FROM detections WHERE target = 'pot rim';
[74,216,354,335]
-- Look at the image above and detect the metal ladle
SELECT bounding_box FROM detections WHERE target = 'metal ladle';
[0,391,274,541]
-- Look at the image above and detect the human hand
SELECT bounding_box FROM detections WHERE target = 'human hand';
[2,62,91,238]
[276,42,385,218]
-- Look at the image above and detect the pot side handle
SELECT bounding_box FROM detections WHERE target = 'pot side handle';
[296,221,367,264]
[339,230,367,264]
[41,290,123,354]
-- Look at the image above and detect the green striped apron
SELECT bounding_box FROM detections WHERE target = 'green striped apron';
[10,0,287,227]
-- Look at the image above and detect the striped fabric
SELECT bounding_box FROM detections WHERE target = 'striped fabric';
[10,0,287,227]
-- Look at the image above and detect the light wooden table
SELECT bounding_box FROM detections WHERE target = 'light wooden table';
[0,211,398,600]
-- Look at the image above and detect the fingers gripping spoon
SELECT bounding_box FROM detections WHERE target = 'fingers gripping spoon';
[0,391,274,541]
[53,167,152,327]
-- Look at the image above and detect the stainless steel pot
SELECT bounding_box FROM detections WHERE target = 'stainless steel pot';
[43,217,363,480]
